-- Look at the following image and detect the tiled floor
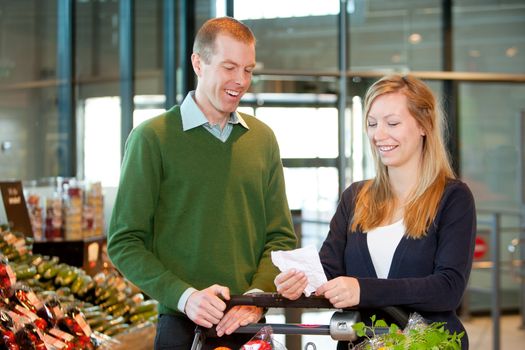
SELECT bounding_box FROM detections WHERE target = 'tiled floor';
[266,311,525,349]
[464,313,525,350]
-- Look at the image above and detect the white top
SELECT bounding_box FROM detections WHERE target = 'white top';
[366,219,405,278]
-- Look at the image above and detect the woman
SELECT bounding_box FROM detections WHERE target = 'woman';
[275,75,476,349]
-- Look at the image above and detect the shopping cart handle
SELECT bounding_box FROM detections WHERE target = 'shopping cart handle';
[226,292,334,309]
[197,293,410,346]
[225,293,409,327]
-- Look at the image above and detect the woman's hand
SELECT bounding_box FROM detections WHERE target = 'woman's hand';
[274,269,308,300]
[316,276,360,308]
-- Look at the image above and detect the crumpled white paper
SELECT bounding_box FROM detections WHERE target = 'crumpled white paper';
[271,245,327,297]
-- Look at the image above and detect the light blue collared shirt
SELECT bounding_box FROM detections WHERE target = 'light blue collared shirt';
[180,91,249,142]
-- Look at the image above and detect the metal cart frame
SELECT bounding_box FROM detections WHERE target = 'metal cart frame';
[190,292,408,350]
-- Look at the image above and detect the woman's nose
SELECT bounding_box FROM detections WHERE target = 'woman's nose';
[374,123,387,140]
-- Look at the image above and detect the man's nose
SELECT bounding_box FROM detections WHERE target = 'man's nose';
[236,70,250,86]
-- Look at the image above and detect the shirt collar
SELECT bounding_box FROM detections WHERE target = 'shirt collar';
[180,91,249,131]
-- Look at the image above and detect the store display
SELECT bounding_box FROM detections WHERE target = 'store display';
[0,227,157,349]
[20,178,106,242]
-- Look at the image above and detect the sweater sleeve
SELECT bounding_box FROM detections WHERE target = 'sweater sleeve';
[358,182,477,312]
[107,125,191,311]
[248,133,297,292]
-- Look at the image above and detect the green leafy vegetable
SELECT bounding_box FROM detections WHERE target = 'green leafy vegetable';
[351,315,464,350]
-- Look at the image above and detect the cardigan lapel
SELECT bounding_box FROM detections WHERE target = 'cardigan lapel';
[357,232,378,278]
[387,236,410,278]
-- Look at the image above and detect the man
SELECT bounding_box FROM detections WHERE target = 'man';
[107,17,297,349]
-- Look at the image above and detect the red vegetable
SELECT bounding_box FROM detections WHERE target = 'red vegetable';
[241,339,272,350]
[0,324,20,350]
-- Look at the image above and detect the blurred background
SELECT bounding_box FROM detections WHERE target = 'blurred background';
[0,1,524,349]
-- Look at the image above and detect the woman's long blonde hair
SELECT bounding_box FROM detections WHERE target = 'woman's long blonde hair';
[351,75,455,238]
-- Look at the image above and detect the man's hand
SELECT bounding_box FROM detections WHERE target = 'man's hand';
[185,284,230,328]
[215,305,264,337]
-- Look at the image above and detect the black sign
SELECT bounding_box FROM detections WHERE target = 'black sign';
[0,181,33,237]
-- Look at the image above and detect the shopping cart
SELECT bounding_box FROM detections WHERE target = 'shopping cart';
[190,292,409,350]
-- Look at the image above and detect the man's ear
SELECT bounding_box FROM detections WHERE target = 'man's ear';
[191,53,201,77]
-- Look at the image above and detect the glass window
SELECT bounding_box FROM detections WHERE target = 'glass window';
[251,106,340,248]
[454,53,525,312]
[454,0,525,73]
[135,0,162,73]
[83,97,121,187]
[459,83,525,210]
[350,0,442,71]
[0,91,34,180]
[284,167,338,248]
[0,1,57,86]
[0,0,58,181]
[135,0,163,96]
[75,0,119,79]
[254,107,338,158]
[234,0,339,19]
[237,1,339,71]
[82,95,165,187]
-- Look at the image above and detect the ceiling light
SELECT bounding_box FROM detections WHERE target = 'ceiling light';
[391,54,402,63]
[408,33,422,44]
[506,47,518,58]
[469,50,481,58]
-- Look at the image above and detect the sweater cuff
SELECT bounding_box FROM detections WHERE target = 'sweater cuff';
[358,278,388,308]
[178,287,198,313]
[245,288,264,294]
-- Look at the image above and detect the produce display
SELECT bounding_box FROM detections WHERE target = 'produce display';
[0,226,158,349]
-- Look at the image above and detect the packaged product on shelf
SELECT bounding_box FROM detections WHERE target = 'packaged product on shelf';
[0,231,28,262]
[85,182,104,238]
[82,205,95,238]
[64,186,83,241]
[45,195,63,241]
[5,310,47,350]
[0,309,19,350]
[0,257,16,299]
[26,194,43,241]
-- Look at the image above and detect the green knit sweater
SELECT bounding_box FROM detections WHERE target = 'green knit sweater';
[107,106,297,315]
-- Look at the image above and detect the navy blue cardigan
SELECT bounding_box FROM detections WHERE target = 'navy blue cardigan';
[319,179,476,349]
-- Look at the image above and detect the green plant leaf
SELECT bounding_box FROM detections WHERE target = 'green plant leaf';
[374,319,388,327]
[352,322,367,338]
[352,315,465,350]
[389,323,399,334]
